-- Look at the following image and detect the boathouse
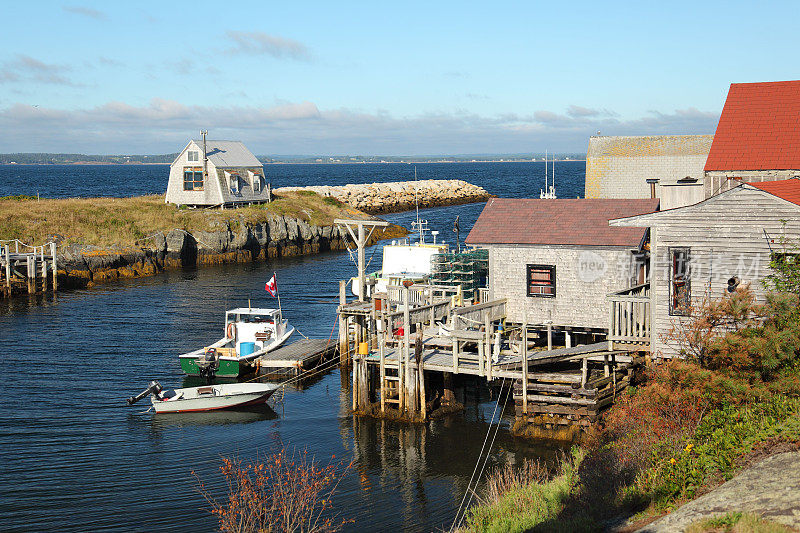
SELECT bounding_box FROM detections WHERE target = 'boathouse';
[585,135,714,205]
[165,139,268,207]
[704,80,800,198]
[465,198,660,335]
[611,178,800,357]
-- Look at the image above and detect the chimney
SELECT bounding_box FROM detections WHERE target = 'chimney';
[646,178,659,199]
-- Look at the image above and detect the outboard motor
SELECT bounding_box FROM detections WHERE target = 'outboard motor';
[197,348,220,382]
[126,381,163,405]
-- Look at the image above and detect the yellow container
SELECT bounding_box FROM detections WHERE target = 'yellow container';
[358,342,369,355]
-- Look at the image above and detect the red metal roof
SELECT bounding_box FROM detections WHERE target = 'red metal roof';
[746,178,800,206]
[465,198,660,247]
[705,80,800,171]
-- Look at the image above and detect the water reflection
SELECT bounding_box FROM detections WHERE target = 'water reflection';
[147,405,279,430]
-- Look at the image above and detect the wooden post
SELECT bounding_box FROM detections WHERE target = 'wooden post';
[352,355,358,412]
[26,254,35,294]
[453,339,459,374]
[565,327,572,348]
[50,242,57,292]
[339,280,348,365]
[419,368,426,420]
[547,322,553,351]
[403,287,417,418]
[443,372,455,405]
[604,353,610,377]
[5,245,11,289]
[379,312,386,413]
[359,359,369,409]
[581,357,588,388]
[522,320,528,416]
[608,299,615,351]
[485,315,493,381]
[41,247,48,292]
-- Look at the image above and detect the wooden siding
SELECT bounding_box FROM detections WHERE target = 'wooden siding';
[645,187,800,357]
[487,244,635,329]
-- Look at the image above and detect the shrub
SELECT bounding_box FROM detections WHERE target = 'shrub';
[195,448,353,533]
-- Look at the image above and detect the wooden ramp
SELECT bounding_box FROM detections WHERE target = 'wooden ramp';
[257,339,336,375]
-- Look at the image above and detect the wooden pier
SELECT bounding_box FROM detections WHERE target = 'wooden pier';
[257,338,337,376]
[340,282,646,438]
[0,240,58,297]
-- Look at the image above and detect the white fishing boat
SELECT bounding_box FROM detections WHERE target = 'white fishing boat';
[127,381,279,414]
[178,307,294,378]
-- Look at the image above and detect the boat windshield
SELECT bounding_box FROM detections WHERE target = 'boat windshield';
[249,315,274,324]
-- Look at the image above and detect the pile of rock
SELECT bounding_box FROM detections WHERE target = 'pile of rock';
[275,179,490,214]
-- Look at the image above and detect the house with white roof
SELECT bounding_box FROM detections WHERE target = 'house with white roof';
[165,139,268,207]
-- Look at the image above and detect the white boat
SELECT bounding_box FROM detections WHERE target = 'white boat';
[127,381,279,414]
[352,219,448,298]
[179,307,294,377]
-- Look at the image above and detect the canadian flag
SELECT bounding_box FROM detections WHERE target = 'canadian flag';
[265,274,277,297]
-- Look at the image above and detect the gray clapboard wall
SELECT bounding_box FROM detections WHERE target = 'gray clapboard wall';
[614,185,800,357]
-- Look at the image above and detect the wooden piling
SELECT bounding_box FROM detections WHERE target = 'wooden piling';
[5,245,10,289]
[50,242,57,292]
[26,255,35,294]
[547,322,553,351]
[339,280,348,365]
[522,320,528,416]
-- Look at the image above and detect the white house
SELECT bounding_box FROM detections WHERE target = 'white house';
[165,139,269,207]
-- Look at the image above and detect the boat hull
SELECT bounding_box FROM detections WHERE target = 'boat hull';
[179,356,248,377]
[151,383,278,414]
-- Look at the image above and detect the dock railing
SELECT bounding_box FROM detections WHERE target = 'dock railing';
[386,283,461,307]
[0,239,58,293]
[607,282,650,350]
[451,298,507,330]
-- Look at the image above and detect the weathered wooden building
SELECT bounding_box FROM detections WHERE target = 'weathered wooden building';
[611,178,800,357]
[165,139,269,207]
[704,80,800,198]
[465,198,659,334]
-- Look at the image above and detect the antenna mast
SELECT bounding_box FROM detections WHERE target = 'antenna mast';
[201,129,208,180]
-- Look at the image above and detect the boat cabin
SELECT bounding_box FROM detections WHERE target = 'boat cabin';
[225,307,283,355]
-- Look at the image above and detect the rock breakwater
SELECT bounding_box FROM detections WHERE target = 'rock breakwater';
[275,179,490,214]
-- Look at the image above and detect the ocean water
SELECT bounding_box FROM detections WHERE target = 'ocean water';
[0,162,586,532]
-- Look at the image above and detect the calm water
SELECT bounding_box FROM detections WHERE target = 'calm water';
[0,163,585,532]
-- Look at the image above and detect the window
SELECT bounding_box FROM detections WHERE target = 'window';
[229,173,240,194]
[669,248,691,316]
[187,150,199,162]
[527,264,556,297]
[251,171,262,192]
[183,168,204,191]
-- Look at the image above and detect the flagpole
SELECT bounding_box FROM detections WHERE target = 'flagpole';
[274,271,282,315]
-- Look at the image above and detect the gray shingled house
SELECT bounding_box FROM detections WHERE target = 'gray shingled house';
[465,198,660,339]
[610,178,800,357]
[165,139,268,207]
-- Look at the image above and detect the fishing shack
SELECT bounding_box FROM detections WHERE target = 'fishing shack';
[464,198,660,346]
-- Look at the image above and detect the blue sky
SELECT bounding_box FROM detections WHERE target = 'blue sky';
[0,1,796,155]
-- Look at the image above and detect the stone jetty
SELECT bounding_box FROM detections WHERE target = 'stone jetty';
[275,179,490,214]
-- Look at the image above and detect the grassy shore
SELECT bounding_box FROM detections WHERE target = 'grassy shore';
[0,191,379,247]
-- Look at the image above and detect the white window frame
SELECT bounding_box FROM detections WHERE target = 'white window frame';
[187,150,199,162]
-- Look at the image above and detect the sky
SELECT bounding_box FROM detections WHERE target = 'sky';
[0,1,797,155]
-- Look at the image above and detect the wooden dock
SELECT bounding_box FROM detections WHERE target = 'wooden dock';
[257,338,336,376]
[0,240,58,297]
[341,281,646,436]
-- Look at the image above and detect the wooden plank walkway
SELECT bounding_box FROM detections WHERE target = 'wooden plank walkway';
[257,338,336,374]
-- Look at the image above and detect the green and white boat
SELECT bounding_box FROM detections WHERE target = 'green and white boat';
[179,307,294,378]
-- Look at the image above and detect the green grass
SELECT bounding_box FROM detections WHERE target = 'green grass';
[460,449,586,533]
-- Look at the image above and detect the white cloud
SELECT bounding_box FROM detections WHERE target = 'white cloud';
[62,6,107,20]
[0,99,720,154]
[224,31,312,61]
[0,55,76,86]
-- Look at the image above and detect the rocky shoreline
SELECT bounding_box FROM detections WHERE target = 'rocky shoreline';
[275,179,490,214]
[50,217,404,292]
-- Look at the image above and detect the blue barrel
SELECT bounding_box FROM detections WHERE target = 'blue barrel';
[239,342,256,357]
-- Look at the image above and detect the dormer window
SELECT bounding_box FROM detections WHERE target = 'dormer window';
[229,173,241,194]
[188,151,199,162]
[250,171,262,192]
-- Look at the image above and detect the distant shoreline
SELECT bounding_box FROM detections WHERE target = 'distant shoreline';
[1,159,586,166]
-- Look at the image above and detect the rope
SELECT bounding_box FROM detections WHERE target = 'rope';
[448,375,509,532]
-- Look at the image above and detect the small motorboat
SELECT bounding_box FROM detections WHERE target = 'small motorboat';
[127,380,279,414]
[179,307,294,378]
